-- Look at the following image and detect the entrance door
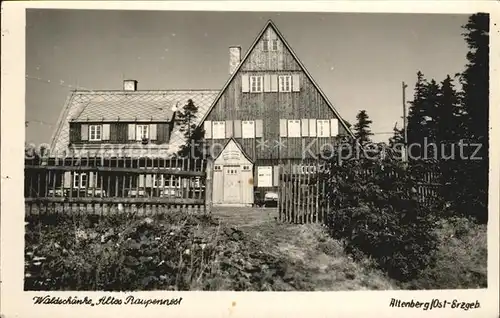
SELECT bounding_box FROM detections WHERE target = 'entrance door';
[223,166,241,203]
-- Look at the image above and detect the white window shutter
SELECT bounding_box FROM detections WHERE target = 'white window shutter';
[128,124,135,140]
[233,120,242,138]
[330,118,339,137]
[255,120,263,138]
[64,172,71,188]
[242,74,250,92]
[292,74,300,92]
[309,119,317,137]
[270,75,278,92]
[301,119,309,137]
[204,121,212,139]
[139,174,145,187]
[89,172,94,188]
[150,124,157,140]
[225,120,233,138]
[279,119,287,137]
[81,124,89,141]
[263,74,271,92]
[101,124,110,140]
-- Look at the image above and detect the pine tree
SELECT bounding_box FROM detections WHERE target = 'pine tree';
[176,99,206,158]
[353,110,373,144]
[406,72,429,159]
[435,75,462,146]
[453,13,489,223]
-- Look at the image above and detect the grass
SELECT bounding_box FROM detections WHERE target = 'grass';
[403,216,487,289]
[25,206,485,291]
[25,207,396,291]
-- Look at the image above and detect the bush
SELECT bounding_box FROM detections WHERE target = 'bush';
[25,212,222,291]
[404,216,487,289]
[320,158,439,282]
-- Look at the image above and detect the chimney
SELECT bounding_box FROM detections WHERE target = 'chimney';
[123,79,138,91]
[229,46,241,75]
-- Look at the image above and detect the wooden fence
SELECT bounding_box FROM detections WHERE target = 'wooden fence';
[25,156,213,216]
[278,160,443,224]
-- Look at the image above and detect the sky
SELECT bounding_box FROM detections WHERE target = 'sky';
[25,10,471,145]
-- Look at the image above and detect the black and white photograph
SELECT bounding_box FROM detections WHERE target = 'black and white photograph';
[1,1,499,317]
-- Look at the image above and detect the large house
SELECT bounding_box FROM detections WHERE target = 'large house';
[50,20,354,206]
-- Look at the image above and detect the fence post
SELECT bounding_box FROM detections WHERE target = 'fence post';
[205,158,214,214]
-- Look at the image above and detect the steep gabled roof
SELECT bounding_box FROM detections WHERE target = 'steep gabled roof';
[50,90,219,154]
[198,19,355,139]
[214,137,254,164]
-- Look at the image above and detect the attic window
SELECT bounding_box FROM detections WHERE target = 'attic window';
[262,40,269,51]
[271,39,278,51]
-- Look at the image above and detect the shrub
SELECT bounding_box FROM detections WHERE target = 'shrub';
[404,216,487,289]
[320,157,439,282]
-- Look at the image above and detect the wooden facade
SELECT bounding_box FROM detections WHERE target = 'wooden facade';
[202,21,353,205]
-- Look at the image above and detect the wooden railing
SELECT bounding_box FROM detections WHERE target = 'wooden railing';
[24,156,213,216]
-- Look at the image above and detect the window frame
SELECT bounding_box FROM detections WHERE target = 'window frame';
[317,119,331,137]
[73,173,87,189]
[279,75,292,92]
[136,124,150,140]
[271,39,279,51]
[89,124,102,141]
[250,76,263,93]
[262,39,269,51]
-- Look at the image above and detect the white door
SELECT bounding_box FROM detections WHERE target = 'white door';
[223,166,241,203]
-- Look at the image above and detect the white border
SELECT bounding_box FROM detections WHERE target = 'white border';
[2,2,499,318]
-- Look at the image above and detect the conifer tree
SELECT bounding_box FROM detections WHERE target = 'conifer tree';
[353,110,373,144]
[176,99,206,158]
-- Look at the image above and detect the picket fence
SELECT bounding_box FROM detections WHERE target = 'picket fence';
[24,156,213,216]
[277,160,442,224]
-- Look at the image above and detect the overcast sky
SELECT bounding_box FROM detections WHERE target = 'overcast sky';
[25,10,470,145]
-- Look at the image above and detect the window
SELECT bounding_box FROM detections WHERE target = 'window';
[89,125,102,141]
[279,75,291,92]
[287,120,301,137]
[271,39,278,51]
[250,76,263,93]
[242,120,255,138]
[73,173,87,188]
[214,165,222,171]
[212,121,226,139]
[136,124,149,140]
[262,39,269,51]
[317,120,330,137]
[153,175,164,188]
[242,165,251,171]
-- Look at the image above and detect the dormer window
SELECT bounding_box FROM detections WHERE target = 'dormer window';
[250,76,263,93]
[136,124,149,140]
[89,125,102,141]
